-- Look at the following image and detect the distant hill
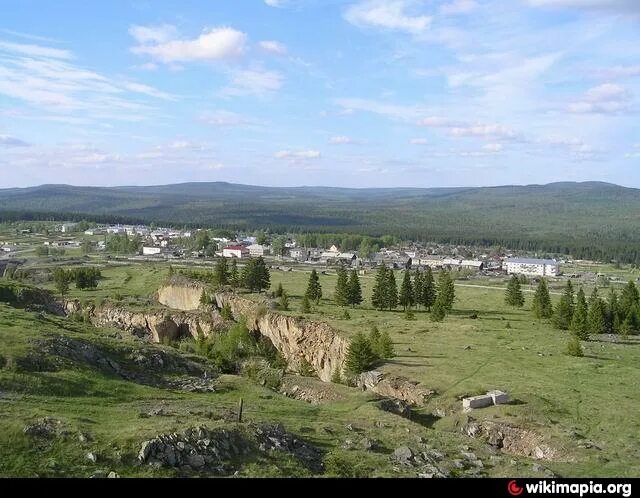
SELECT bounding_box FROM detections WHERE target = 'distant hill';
[1,181,640,263]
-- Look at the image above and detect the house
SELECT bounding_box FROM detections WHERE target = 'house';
[289,247,307,261]
[142,246,162,256]
[461,260,484,271]
[443,258,462,268]
[60,223,77,233]
[84,229,105,236]
[504,258,560,277]
[419,256,445,268]
[223,245,250,259]
[337,252,357,265]
[247,244,270,257]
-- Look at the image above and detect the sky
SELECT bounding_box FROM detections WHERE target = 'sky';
[0,0,639,188]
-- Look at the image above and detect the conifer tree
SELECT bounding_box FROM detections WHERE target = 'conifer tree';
[371,265,388,310]
[436,271,455,313]
[229,259,240,288]
[305,269,323,305]
[377,330,395,359]
[278,291,289,311]
[241,256,270,292]
[334,267,349,307]
[430,298,446,322]
[566,332,583,357]
[553,280,575,330]
[505,274,525,307]
[347,269,363,307]
[385,269,398,310]
[570,287,588,339]
[214,257,229,286]
[620,280,639,328]
[532,278,553,318]
[413,271,424,309]
[399,271,415,310]
[606,288,620,334]
[368,325,382,360]
[421,266,436,311]
[301,294,311,313]
[587,288,606,336]
[345,332,376,374]
[274,282,284,298]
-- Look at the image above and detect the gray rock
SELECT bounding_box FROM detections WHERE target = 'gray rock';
[187,454,205,468]
[85,452,97,463]
[452,459,465,469]
[394,446,414,464]
[359,438,377,451]
[107,471,120,478]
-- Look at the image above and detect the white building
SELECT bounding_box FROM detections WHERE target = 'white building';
[247,244,269,257]
[60,223,77,233]
[223,245,250,259]
[461,260,484,271]
[142,246,162,256]
[504,258,559,277]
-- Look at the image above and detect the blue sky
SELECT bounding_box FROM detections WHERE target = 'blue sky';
[0,0,639,188]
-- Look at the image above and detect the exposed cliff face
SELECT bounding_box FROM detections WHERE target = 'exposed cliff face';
[64,300,223,343]
[213,293,348,383]
[156,281,204,311]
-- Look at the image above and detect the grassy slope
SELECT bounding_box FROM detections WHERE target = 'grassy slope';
[264,268,640,477]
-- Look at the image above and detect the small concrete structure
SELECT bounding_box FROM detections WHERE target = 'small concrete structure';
[462,390,510,411]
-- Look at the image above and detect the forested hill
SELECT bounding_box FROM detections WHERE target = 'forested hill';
[1,181,640,263]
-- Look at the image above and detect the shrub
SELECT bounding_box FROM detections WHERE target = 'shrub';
[567,334,583,357]
[345,332,376,374]
[220,302,233,321]
[297,358,315,377]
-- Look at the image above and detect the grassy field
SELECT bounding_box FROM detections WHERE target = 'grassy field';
[2,246,640,477]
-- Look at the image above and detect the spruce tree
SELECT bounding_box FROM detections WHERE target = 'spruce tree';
[347,269,363,307]
[399,271,415,310]
[377,330,395,359]
[413,271,424,309]
[368,325,382,360]
[431,298,446,322]
[229,259,240,288]
[606,288,620,334]
[532,278,553,319]
[305,269,323,304]
[566,332,583,357]
[505,274,525,307]
[274,282,284,298]
[385,269,398,310]
[371,265,388,310]
[241,256,270,292]
[214,257,229,286]
[278,291,289,311]
[301,294,311,313]
[553,280,574,330]
[587,288,606,336]
[53,268,71,298]
[334,267,349,307]
[436,271,455,313]
[345,332,376,374]
[421,267,436,311]
[620,280,639,327]
[570,287,588,339]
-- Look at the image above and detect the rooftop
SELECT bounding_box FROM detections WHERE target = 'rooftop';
[506,258,558,265]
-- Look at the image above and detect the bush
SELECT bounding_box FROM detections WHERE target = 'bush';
[242,358,282,390]
[297,358,315,377]
[340,309,351,320]
[567,334,584,357]
[220,302,233,321]
[345,332,376,374]
[404,308,415,320]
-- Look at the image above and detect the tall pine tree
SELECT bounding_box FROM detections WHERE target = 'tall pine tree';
[587,288,606,336]
[371,265,388,310]
[413,271,424,309]
[398,271,415,310]
[305,269,323,305]
[421,267,436,311]
[214,257,229,286]
[620,280,639,328]
[334,267,349,307]
[606,288,620,334]
[347,269,363,307]
[532,278,553,318]
[229,259,240,288]
[437,271,455,313]
[385,269,398,310]
[553,280,574,330]
[570,287,588,339]
[505,274,525,307]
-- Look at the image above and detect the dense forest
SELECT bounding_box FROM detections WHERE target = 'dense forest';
[2,181,640,264]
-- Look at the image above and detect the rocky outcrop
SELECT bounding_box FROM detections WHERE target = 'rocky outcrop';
[156,280,205,311]
[64,300,223,343]
[463,418,567,461]
[213,293,348,382]
[359,370,435,406]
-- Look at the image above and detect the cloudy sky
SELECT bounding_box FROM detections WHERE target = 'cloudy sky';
[0,0,638,188]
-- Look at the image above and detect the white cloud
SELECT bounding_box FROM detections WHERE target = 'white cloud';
[567,83,632,114]
[594,65,640,80]
[528,0,640,12]
[265,0,286,6]
[199,110,251,127]
[450,124,519,140]
[0,135,30,147]
[440,0,478,15]
[121,81,175,100]
[344,0,432,35]
[221,68,284,97]
[482,143,504,152]
[258,40,288,55]
[409,138,428,145]
[335,98,425,120]
[329,135,355,144]
[131,27,246,63]
[128,24,177,45]
[0,40,73,60]
[275,149,321,162]
[417,116,461,127]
